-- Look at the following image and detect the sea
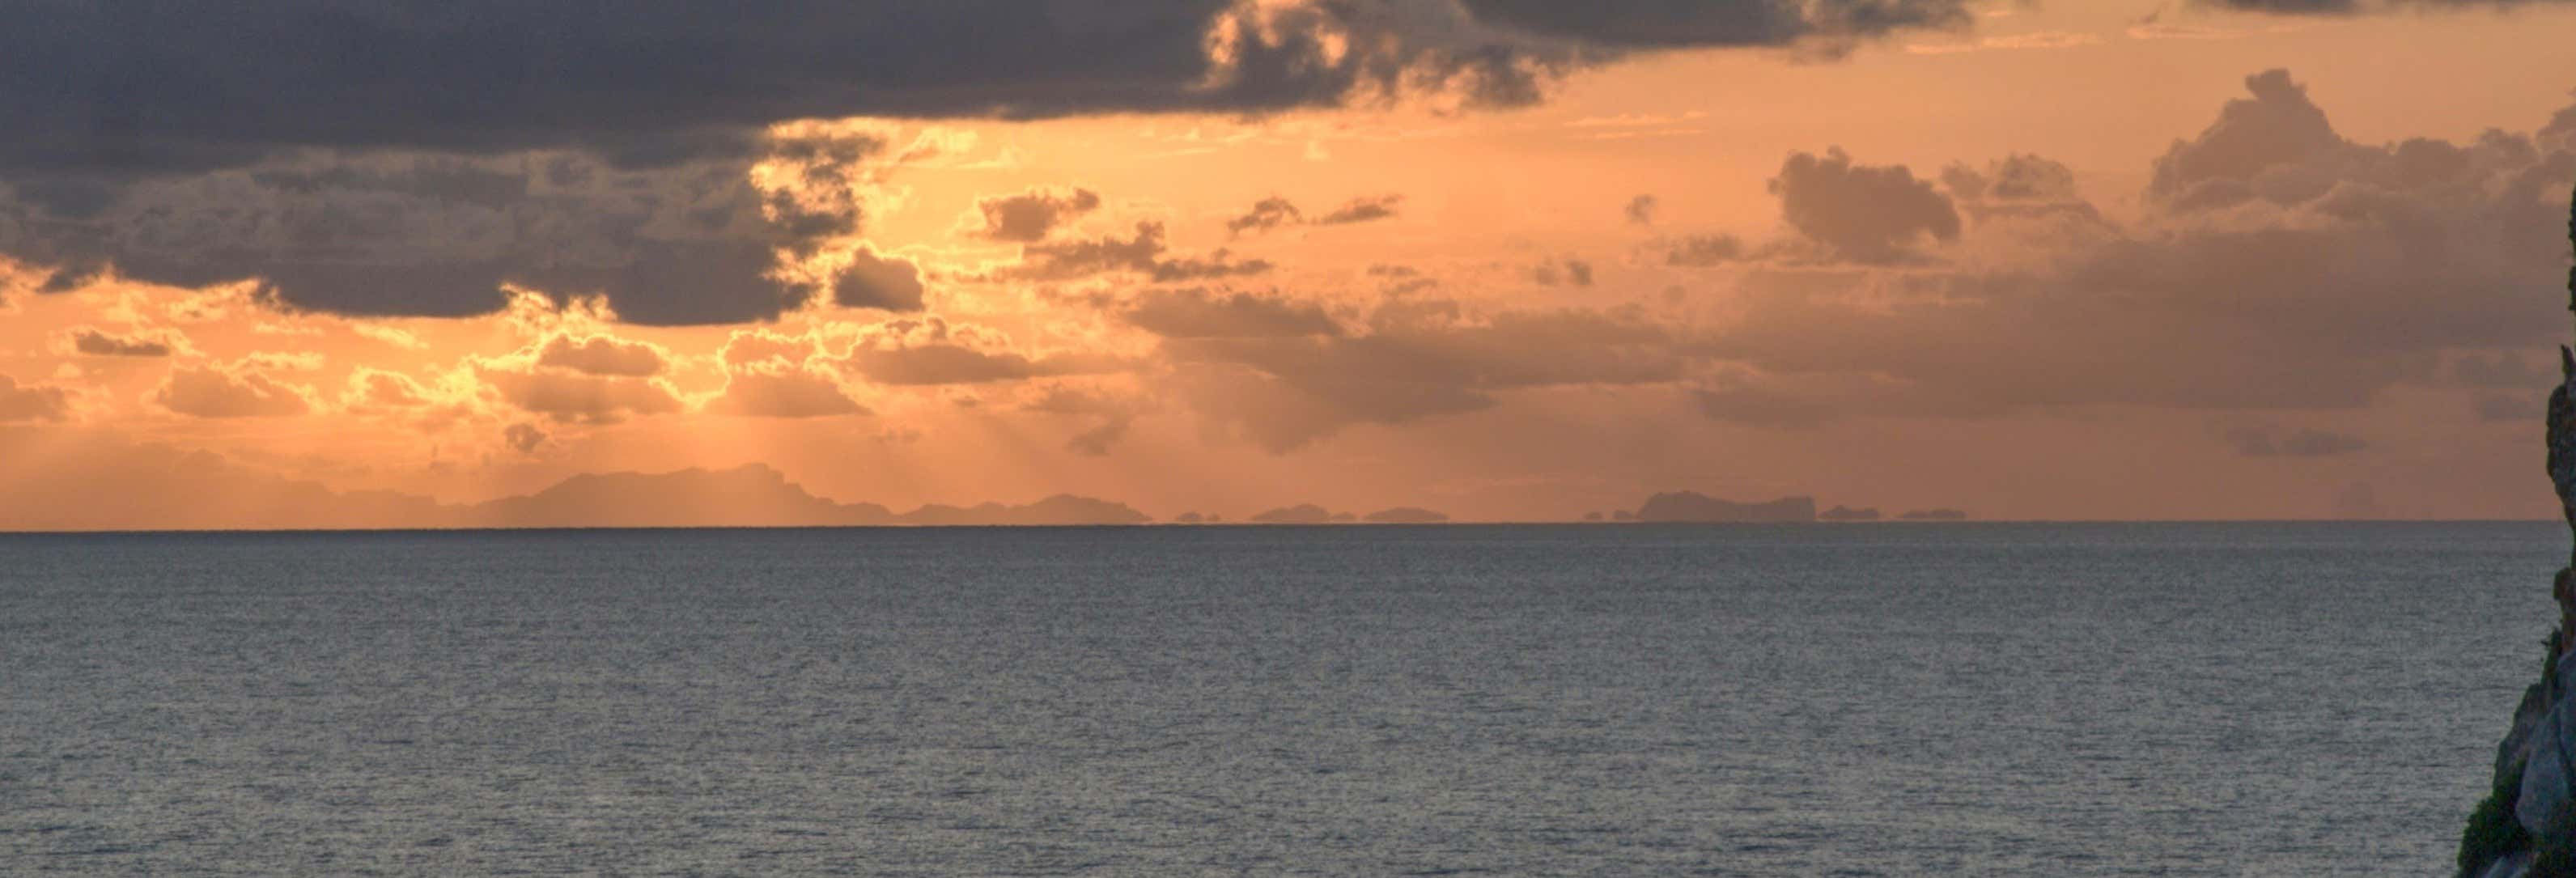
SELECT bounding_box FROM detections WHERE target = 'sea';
[0,522,2558,876]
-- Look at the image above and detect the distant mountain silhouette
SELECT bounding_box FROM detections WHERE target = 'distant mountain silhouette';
[470,464,885,528]
[1819,505,1882,522]
[0,440,1157,531]
[1632,492,1816,524]
[898,494,1150,526]
[1363,507,1449,524]
[1249,503,1336,524]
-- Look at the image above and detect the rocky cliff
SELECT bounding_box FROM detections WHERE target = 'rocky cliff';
[2454,188,2576,878]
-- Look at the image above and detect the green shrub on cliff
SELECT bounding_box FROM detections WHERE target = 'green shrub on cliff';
[2461,779,2527,877]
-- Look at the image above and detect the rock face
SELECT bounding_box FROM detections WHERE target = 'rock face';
[1632,492,1815,524]
[2455,187,2576,878]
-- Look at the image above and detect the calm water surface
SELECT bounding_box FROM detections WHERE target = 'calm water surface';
[0,523,2557,876]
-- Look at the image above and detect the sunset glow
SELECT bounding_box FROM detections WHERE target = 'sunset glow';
[3,1,2574,527]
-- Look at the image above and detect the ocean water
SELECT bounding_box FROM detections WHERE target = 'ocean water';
[0,522,2559,876]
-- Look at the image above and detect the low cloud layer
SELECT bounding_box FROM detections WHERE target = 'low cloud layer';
[1694,69,2575,422]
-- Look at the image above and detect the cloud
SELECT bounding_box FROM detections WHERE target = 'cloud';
[1229,197,1305,235]
[537,333,667,377]
[2477,392,2542,422]
[152,363,314,418]
[1162,295,1684,451]
[2147,70,2349,210]
[503,422,548,455]
[1769,147,1962,263]
[1942,154,2103,223]
[970,186,1102,243]
[345,369,434,409]
[0,375,70,422]
[1316,194,1405,225]
[1023,384,1142,456]
[1122,288,1344,338]
[707,368,868,418]
[1457,0,1972,52]
[2455,352,2555,389]
[842,317,1121,386]
[1690,380,1841,427]
[350,323,428,350]
[1626,194,1659,224]
[477,363,684,424]
[2,143,880,325]
[1533,256,1594,286]
[60,325,180,357]
[2224,425,2369,457]
[1004,220,1271,282]
[1228,193,1402,237]
[831,248,927,312]
[0,2,1981,324]
[2198,0,2576,13]
[1695,70,2576,422]
[1666,234,1749,266]
[0,2,1980,183]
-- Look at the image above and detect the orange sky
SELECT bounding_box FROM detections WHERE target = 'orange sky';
[2,1,2574,526]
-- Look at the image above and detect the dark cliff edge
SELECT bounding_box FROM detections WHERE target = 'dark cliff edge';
[2455,187,2576,878]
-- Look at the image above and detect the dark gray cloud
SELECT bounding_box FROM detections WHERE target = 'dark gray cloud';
[0,1,1979,182]
[1769,147,1961,263]
[0,2,1977,324]
[1458,0,1971,50]
[3,146,860,324]
[972,187,1101,243]
[0,3,1220,177]
[2199,0,2576,12]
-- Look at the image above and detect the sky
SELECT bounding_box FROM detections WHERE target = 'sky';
[2,0,2574,528]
